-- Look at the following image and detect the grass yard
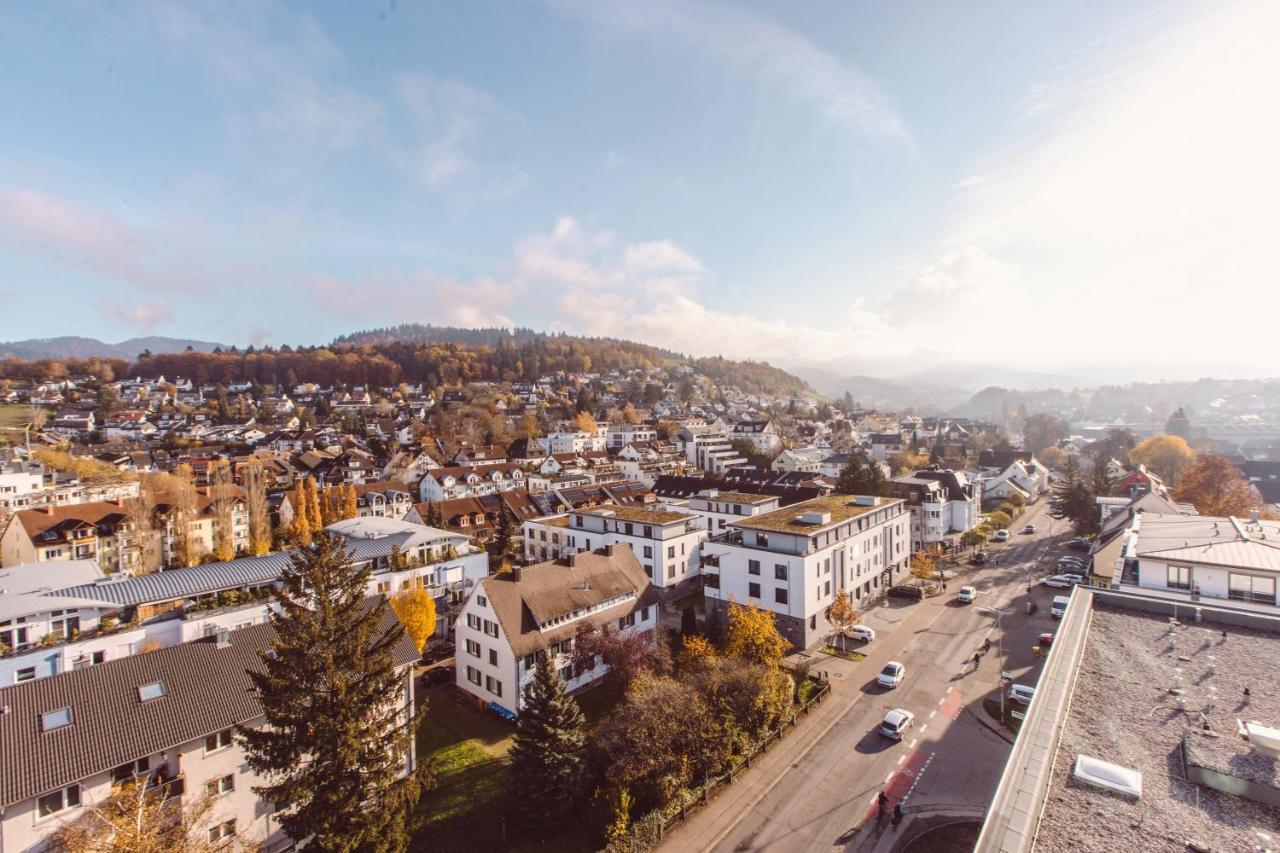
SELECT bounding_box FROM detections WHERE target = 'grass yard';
[0,405,45,440]
[982,698,1024,734]
[410,683,613,853]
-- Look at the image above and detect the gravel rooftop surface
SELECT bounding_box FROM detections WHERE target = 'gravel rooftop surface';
[1035,603,1280,853]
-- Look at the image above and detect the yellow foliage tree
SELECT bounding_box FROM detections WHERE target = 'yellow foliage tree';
[827,590,860,651]
[390,587,436,653]
[574,411,597,434]
[303,477,323,533]
[289,487,313,546]
[1130,434,1196,487]
[724,601,789,667]
[676,634,719,671]
[911,550,938,582]
[1174,453,1258,517]
[343,484,358,519]
[621,403,640,423]
[244,460,272,556]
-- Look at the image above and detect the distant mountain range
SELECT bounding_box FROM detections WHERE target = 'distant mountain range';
[0,336,227,361]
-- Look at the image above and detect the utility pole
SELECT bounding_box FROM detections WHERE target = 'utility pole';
[979,605,1008,721]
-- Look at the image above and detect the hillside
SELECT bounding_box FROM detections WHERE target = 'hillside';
[38,326,809,396]
[0,335,226,361]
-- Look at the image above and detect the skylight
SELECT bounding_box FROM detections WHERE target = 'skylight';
[41,707,73,732]
[138,680,166,702]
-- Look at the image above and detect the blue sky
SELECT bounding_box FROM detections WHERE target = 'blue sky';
[2,0,1277,378]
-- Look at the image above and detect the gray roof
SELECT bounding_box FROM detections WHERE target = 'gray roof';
[1133,512,1280,574]
[49,533,421,608]
[0,603,418,806]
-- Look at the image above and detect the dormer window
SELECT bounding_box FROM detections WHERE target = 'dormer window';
[41,707,73,732]
[138,680,166,702]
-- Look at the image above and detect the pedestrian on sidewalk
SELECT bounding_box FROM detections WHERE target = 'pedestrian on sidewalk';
[877,791,889,818]
[892,803,904,827]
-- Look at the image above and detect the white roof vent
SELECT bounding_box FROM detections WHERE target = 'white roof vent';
[1073,754,1142,798]
[1242,721,1280,757]
[851,496,877,506]
[797,511,831,525]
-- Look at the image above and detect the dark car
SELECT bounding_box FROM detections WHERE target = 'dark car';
[888,585,925,601]
[420,666,455,688]
[1067,538,1092,552]
[973,551,990,565]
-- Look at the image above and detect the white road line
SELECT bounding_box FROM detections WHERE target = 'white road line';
[884,771,896,784]
[937,695,946,706]
[920,724,928,733]
[908,738,918,749]
[897,754,906,766]
[868,794,879,806]
[928,710,937,720]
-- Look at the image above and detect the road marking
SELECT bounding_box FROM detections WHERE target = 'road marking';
[884,771,895,784]
[868,794,879,806]
[897,754,906,766]
[908,738,918,749]
[920,724,928,733]
[928,709,936,719]
[937,696,946,706]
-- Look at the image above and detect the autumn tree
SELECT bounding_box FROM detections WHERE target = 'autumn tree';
[166,464,200,568]
[46,779,234,853]
[288,492,313,547]
[243,460,272,556]
[509,656,589,834]
[342,483,358,520]
[826,591,859,651]
[1130,434,1196,487]
[986,510,1013,530]
[620,402,640,424]
[675,634,719,671]
[209,462,236,562]
[1021,413,1069,456]
[123,490,162,575]
[302,477,323,533]
[389,587,436,653]
[723,601,789,666]
[574,410,597,434]
[1174,453,1258,517]
[571,624,670,688]
[239,535,426,852]
[910,550,939,582]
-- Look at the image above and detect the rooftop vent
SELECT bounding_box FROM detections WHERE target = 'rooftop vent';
[1073,754,1142,798]
[797,511,831,525]
[1241,721,1280,757]
[851,496,877,507]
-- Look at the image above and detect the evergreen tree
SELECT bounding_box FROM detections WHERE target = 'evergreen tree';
[929,441,943,465]
[1166,407,1192,440]
[508,656,588,833]
[239,535,426,852]
[835,455,866,495]
[495,502,516,562]
[1051,458,1097,534]
[837,455,890,497]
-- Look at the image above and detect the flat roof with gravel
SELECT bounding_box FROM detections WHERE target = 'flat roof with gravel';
[1035,603,1280,852]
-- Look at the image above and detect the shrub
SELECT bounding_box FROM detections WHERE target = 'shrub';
[987,511,1012,529]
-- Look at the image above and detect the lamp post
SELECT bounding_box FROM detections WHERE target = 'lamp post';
[978,605,1008,721]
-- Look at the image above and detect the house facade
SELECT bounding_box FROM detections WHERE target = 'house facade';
[418,464,526,502]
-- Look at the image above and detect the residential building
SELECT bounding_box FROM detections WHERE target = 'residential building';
[731,419,782,455]
[976,586,1280,853]
[418,464,526,502]
[662,489,782,535]
[701,494,910,648]
[521,505,707,589]
[676,426,748,476]
[452,545,659,717]
[771,447,826,474]
[890,468,982,551]
[0,608,418,853]
[606,423,658,449]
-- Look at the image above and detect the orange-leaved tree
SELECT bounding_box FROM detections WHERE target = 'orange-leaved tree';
[1130,434,1196,487]
[1174,453,1257,517]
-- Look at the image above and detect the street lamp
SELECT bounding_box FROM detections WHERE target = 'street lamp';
[978,605,1008,721]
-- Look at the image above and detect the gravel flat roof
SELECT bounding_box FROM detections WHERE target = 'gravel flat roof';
[1036,604,1280,852]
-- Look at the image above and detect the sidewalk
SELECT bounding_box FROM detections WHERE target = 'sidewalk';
[659,598,943,853]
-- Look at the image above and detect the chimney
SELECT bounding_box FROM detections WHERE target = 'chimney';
[511,565,521,583]
[43,505,55,515]
[567,552,581,568]
[605,543,625,558]
[215,628,230,649]
[1251,509,1261,524]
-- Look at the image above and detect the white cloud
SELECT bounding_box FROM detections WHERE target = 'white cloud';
[106,299,175,334]
[548,0,910,144]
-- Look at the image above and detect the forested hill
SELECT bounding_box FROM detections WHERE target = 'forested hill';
[0,326,812,396]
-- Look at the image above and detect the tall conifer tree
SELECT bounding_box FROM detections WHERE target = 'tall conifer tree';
[239,534,427,852]
[508,656,588,833]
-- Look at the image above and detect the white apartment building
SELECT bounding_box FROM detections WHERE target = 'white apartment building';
[772,447,826,474]
[890,469,983,551]
[661,489,782,535]
[540,430,607,455]
[1116,512,1279,609]
[677,426,748,476]
[731,419,783,455]
[522,505,707,589]
[452,545,659,718]
[418,464,526,502]
[0,610,418,853]
[701,494,910,648]
[607,423,658,449]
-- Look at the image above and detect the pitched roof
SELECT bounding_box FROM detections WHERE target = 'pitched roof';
[480,546,660,657]
[12,502,129,540]
[0,603,418,807]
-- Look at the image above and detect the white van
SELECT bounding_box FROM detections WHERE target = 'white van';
[1050,595,1070,619]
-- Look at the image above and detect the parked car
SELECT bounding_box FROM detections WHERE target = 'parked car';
[1057,557,1087,574]
[993,529,1010,542]
[888,585,925,601]
[847,625,877,643]
[1042,574,1085,588]
[878,661,907,689]
[972,551,989,565]
[1008,684,1037,706]
[1038,632,1055,647]
[1067,538,1092,552]
[1023,523,1038,534]
[420,666,455,688]
[880,708,915,740]
[957,585,977,603]
[1050,595,1071,618]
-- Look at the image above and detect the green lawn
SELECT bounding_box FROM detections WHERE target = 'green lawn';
[410,684,613,853]
[0,405,45,440]
[820,645,866,662]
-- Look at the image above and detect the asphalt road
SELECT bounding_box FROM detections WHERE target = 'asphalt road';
[665,502,1075,853]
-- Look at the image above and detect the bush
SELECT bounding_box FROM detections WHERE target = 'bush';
[987,511,1012,529]
[1007,492,1026,508]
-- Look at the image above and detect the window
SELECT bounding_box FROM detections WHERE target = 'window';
[489,649,498,666]
[465,639,481,657]
[15,667,35,684]
[748,560,761,576]
[748,582,761,599]
[477,595,487,607]
[205,774,234,797]
[643,525,653,537]
[774,564,788,580]
[619,613,636,630]
[208,820,235,843]
[466,613,481,630]
[37,785,80,819]
[755,532,769,547]
[667,563,676,579]
[41,707,72,732]
[112,758,150,784]
[775,588,789,605]
[640,606,650,622]
[205,729,233,753]
[643,545,653,559]
[466,666,482,685]
[1167,565,1192,590]
[824,580,831,596]
[49,614,80,640]
[483,619,499,638]
[138,680,166,702]
[667,546,675,559]
[1229,573,1277,604]
[485,675,503,697]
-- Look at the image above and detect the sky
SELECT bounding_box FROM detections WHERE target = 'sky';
[1,0,1277,382]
